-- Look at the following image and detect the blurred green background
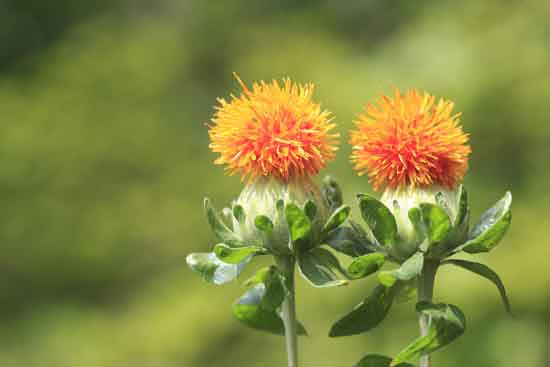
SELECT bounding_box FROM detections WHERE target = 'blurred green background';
[1,1,549,366]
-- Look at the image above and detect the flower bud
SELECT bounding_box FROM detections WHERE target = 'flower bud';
[233,177,328,252]
[380,185,459,256]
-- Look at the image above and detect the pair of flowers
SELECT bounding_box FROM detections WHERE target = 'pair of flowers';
[187,75,512,367]
[210,74,468,188]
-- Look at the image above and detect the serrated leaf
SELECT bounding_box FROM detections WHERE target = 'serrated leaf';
[322,205,351,234]
[323,226,372,257]
[378,252,424,288]
[458,192,512,253]
[298,247,348,287]
[442,259,512,315]
[204,198,241,245]
[358,194,398,247]
[254,215,274,233]
[213,243,266,264]
[186,252,248,285]
[329,284,395,337]
[322,175,343,211]
[285,203,312,249]
[347,253,386,280]
[232,284,307,335]
[391,302,465,366]
[354,354,414,367]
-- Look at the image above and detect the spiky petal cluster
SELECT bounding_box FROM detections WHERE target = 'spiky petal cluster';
[209,75,338,181]
[350,89,471,190]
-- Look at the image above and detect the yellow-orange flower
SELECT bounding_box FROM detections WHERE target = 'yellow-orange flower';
[350,89,471,190]
[209,74,338,181]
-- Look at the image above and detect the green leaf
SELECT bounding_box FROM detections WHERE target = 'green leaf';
[285,203,312,249]
[459,192,512,253]
[186,252,248,285]
[254,215,274,233]
[213,243,266,264]
[232,204,245,224]
[243,267,286,311]
[354,354,414,367]
[347,253,386,280]
[204,198,241,245]
[232,284,307,335]
[378,252,424,288]
[408,207,427,243]
[322,205,351,234]
[323,226,372,258]
[322,175,343,211]
[232,284,286,335]
[391,302,466,366]
[298,248,348,287]
[262,275,286,311]
[454,185,469,229]
[329,284,395,337]
[419,203,452,249]
[442,259,512,315]
[304,200,318,221]
[444,185,470,251]
[358,194,398,247]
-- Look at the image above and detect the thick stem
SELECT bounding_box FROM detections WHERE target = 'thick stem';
[417,259,439,367]
[276,255,298,367]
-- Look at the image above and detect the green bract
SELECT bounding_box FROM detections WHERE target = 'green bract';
[186,176,352,335]
[332,186,511,262]
[326,186,513,366]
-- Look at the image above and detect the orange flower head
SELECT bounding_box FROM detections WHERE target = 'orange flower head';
[209,74,338,181]
[350,89,471,190]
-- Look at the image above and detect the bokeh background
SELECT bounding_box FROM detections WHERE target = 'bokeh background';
[1,1,549,366]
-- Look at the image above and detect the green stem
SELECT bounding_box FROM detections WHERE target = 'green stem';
[277,255,298,367]
[417,259,439,367]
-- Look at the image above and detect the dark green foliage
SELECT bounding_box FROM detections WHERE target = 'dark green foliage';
[459,192,512,253]
[347,253,386,280]
[329,285,395,337]
[322,205,351,234]
[285,203,313,250]
[323,226,372,257]
[298,248,348,287]
[358,194,398,247]
[419,203,452,250]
